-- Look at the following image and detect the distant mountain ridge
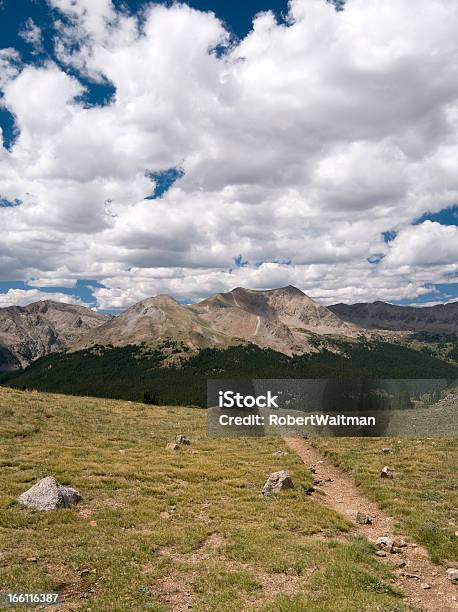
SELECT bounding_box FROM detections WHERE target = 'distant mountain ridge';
[72,285,359,359]
[189,286,357,355]
[1,287,457,372]
[0,301,110,371]
[329,301,458,333]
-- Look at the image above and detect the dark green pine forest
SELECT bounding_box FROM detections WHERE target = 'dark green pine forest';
[1,339,457,407]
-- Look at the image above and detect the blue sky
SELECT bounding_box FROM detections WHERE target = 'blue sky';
[0,0,293,150]
[1,0,458,311]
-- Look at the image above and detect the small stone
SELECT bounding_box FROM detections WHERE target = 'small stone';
[376,536,394,549]
[402,572,421,580]
[391,546,403,554]
[375,550,387,557]
[166,442,180,450]
[26,557,37,563]
[380,466,396,479]
[303,485,315,496]
[392,537,407,548]
[446,568,458,582]
[89,520,97,527]
[382,447,393,453]
[272,450,288,457]
[262,470,294,495]
[421,583,431,590]
[393,559,406,568]
[356,511,372,525]
[80,569,91,577]
[17,476,82,512]
[176,435,190,445]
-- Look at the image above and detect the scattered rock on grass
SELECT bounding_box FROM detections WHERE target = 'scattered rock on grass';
[176,435,190,445]
[272,450,288,457]
[382,447,393,453]
[380,466,396,479]
[166,442,180,451]
[392,537,407,548]
[262,470,294,495]
[376,536,393,549]
[402,572,421,580]
[375,550,387,557]
[356,511,372,525]
[446,568,458,582]
[17,476,82,512]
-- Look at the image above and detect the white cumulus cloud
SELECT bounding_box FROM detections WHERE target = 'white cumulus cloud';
[1,0,458,308]
[0,288,83,308]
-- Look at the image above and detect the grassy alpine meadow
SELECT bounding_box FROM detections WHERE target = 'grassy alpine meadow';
[0,387,412,611]
[314,437,458,565]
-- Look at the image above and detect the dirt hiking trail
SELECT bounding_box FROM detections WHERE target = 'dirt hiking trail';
[285,437,457,612]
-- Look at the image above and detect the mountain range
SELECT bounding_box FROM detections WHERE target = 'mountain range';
[329,300,458,333]
[0,286,457,372]
[0,300,110,371]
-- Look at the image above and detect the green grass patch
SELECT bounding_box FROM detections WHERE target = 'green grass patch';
[0,387,408,611]
[314,437,457,564]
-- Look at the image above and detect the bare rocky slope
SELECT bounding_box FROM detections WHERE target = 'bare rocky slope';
[0,301,110,371]
[72,286,358,357]
[329,301,458,333]
[4,288,457,372]
[70,295,233,354]
[190,285,358,355]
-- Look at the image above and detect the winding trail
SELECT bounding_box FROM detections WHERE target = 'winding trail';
[285,437,458,612]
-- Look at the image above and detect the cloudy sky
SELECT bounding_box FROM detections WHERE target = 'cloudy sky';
[1,0,458,312]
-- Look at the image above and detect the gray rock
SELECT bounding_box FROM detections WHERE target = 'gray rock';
[356,511,372,525]
[392,537,407,548]
[17,476,82,512]
[176,435,190,445]
[272,450,288,457]
[446,568,458,582]
[262,470,294,495]
[375,550,387,557]
[382,447,393,453]
[376,536,394,549]
[380,466,396,479]
[166,442,180,450]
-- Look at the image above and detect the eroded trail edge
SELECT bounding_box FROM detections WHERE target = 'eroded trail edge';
[285,437,457,612]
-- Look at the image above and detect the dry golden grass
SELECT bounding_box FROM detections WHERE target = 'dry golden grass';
[314,437,457,565]
[0,387,409,611]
